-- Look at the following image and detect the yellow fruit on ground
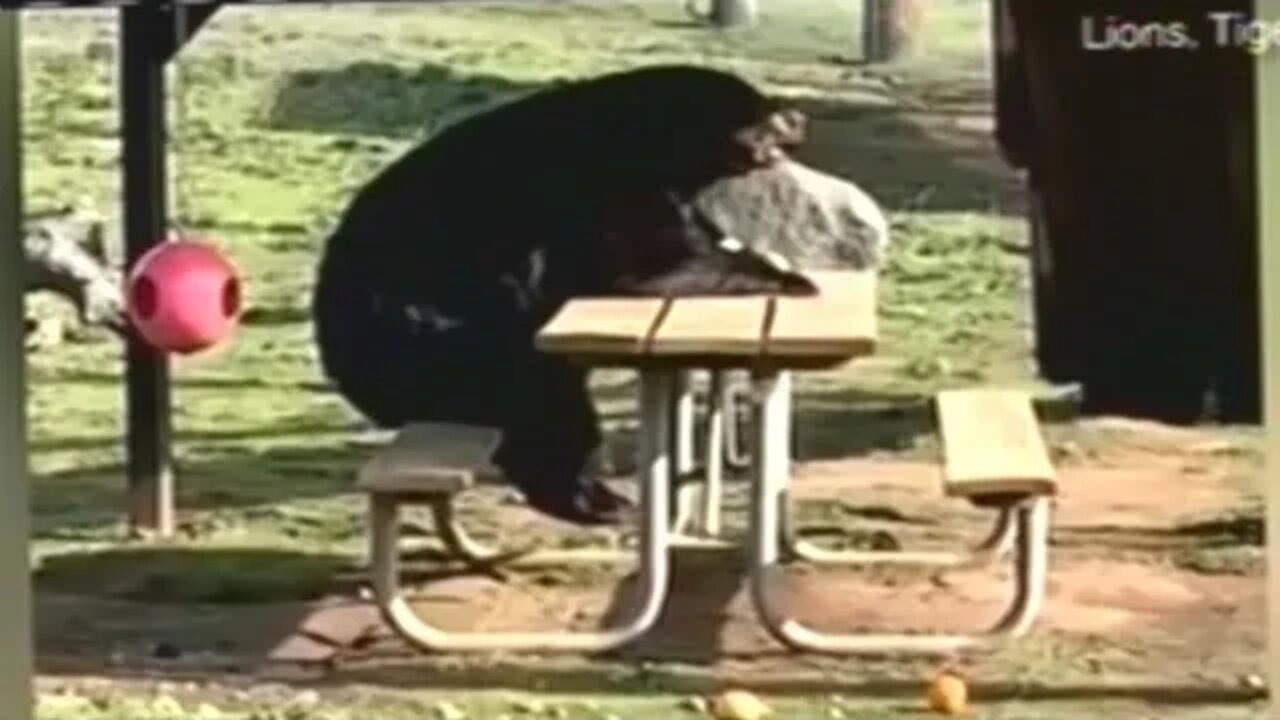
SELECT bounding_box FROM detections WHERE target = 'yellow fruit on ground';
[710,689,771,720]
[926,670,969,715]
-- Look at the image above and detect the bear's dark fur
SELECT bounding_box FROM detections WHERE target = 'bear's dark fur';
[312,64,813,524]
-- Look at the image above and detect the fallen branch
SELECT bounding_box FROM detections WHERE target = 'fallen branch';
[23,205,126,342]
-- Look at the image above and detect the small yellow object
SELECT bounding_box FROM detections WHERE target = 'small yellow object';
[926,669,969,715]
[710,689,772,720]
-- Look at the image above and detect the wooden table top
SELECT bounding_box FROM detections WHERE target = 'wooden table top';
[535,270,878,370]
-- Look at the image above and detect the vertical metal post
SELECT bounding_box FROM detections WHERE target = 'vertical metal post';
[0,9,33,720]
[1256,0,1280,706]
[120,6,174,536]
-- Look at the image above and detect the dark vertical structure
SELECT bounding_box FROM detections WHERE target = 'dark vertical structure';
[993,0,1260,424]
[119,3,217,535]
[120,5,175,535]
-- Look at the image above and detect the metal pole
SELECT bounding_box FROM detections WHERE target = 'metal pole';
[0,9,33,720]
[1256,0,1280,707]
[120,5,174,536]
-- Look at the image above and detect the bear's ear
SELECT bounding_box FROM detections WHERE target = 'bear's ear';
[769,108,808,148]
[725,108,808,173]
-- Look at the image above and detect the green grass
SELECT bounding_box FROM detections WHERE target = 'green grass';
[21,0,1035,565]
[16,0,1266,716]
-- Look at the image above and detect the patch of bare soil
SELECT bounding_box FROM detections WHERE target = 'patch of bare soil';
[35,435,1264,693]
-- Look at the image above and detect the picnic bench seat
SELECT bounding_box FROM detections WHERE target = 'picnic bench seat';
[936,388,1057,501]
[779,387,1057,570]
[356,422,654,570]
[355,423,502,496]
[755,386,1057,655]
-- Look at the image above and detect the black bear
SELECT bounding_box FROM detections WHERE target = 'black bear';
[312,64,815,525]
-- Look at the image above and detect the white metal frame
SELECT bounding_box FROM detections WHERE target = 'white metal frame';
[745,371,1048,655]
[369,366,1053,655]
[371,372,676,653]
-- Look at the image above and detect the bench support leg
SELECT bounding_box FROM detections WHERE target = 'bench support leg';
[746,370,1052,655]
[430,499,503,564]
[989,495,1050,636]
[424,499,625,569]
[369,372,675,653]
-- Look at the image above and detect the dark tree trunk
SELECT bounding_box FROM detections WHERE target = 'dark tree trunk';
[992,0,1260,425]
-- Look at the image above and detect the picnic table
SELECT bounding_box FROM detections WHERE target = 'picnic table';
[357,270,1058,656]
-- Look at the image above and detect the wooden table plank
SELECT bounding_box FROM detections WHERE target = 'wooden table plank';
[535,297,666,356]
[765,270,877,359]
[647,296,770,356]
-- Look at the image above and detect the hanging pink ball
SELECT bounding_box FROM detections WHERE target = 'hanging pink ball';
[126,238,242,355]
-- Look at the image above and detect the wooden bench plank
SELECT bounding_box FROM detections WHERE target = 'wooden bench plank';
[936,389,1057,499]
[647,296,770,356]
[535,297,666,356]
[765,271,877,359]
[356,423,503,494]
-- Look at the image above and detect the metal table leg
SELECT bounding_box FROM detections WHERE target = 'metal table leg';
[372,371,675,653]
[720,370,752,470]
[699,370,727,537]
[747,370,1050,655]
[671,370,699,537]
[771,371,1016,568]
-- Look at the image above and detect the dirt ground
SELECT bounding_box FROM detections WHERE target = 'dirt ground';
[33,419,1265,702]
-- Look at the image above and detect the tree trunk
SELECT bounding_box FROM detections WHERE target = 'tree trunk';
[862,0,921,63]
[685,0,757,28]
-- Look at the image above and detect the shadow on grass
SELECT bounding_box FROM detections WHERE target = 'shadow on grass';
[261,60,1022,215]
[32,443,367,539]
[36,546,353,604]
[263,61,533,140]
[597,550,744,665]
[239,304,312,328]
[33,546,363,670]
[28,368,336,394]
[32,417,360,454]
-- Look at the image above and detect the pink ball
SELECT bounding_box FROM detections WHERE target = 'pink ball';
[126,239,242,355]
